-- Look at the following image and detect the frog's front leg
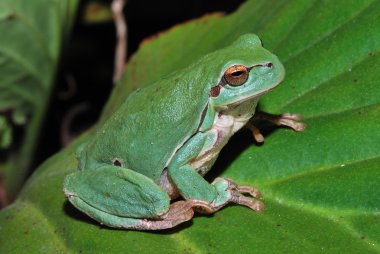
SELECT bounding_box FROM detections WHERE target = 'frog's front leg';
[168,131,264,214]
[247,112,307,142]
[64,165,201,230]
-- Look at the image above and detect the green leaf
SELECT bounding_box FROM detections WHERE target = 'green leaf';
[0,0,78,198]
[1,0,380,253]
[0,116,12,148]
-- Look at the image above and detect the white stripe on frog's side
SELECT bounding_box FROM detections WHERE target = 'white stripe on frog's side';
[159,98,259,199]
[189,99,258,176]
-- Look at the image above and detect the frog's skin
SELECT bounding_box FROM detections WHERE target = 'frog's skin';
[64,34,302,230]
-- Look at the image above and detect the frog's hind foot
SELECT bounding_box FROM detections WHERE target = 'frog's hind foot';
[137,199,213,230]
[86,200,197,231]
[136,204,194,230]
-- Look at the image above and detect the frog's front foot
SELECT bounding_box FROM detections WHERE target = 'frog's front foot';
[248,112,307,142]
[260,112,307,132]
[204,177,264,213]
[226,178,264,211]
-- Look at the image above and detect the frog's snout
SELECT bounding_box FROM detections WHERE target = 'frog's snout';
[265,62,273,68]
[250,62,275,75]
[248,59,285,90]
[250,62,274,70]
[262,58,285,82]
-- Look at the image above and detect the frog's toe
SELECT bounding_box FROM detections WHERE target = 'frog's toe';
[210,177,264,212]
[250,111,307,134]
[230,191,264,212]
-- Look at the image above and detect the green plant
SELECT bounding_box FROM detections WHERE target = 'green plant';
[0,0,78,199]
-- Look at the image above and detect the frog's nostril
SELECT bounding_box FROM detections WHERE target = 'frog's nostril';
[266,63,273,68]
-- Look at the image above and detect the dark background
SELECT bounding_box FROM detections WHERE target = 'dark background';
[37,0,245,168]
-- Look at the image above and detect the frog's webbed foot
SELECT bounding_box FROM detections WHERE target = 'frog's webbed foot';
[160,200,211,219]
[223,177,264,212]
[139,199,219,230]
[201,177,264,213]
[136,201,195,230]
[248,112,307,142]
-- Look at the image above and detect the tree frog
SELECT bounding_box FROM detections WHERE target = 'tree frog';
[63,34,305,230]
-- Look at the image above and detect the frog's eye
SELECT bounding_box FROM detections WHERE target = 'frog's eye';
[224,65,249,86]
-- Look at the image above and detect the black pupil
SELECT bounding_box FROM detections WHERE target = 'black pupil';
[232,71,244,77]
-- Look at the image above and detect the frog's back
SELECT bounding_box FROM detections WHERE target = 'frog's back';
[80,66,210,183]
[78,34,268,182]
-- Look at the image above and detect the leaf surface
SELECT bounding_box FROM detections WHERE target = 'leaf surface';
[1,0,379,253]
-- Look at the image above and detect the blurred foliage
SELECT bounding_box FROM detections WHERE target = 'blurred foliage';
[0,0,78,199]
[82,1,113,24]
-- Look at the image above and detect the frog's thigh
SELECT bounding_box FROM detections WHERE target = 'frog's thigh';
[64,165,174,229]
[68,195,195,230]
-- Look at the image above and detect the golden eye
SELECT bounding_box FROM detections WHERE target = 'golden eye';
[224,65,249,86]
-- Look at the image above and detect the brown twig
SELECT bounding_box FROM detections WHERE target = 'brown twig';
[112,0,127,84]
[0,172,9,208]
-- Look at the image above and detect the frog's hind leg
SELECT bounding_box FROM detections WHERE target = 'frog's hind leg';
[67,195,197,230]
[64,165,198,230]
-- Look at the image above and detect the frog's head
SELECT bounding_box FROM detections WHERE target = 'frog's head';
[208,34,285,108]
